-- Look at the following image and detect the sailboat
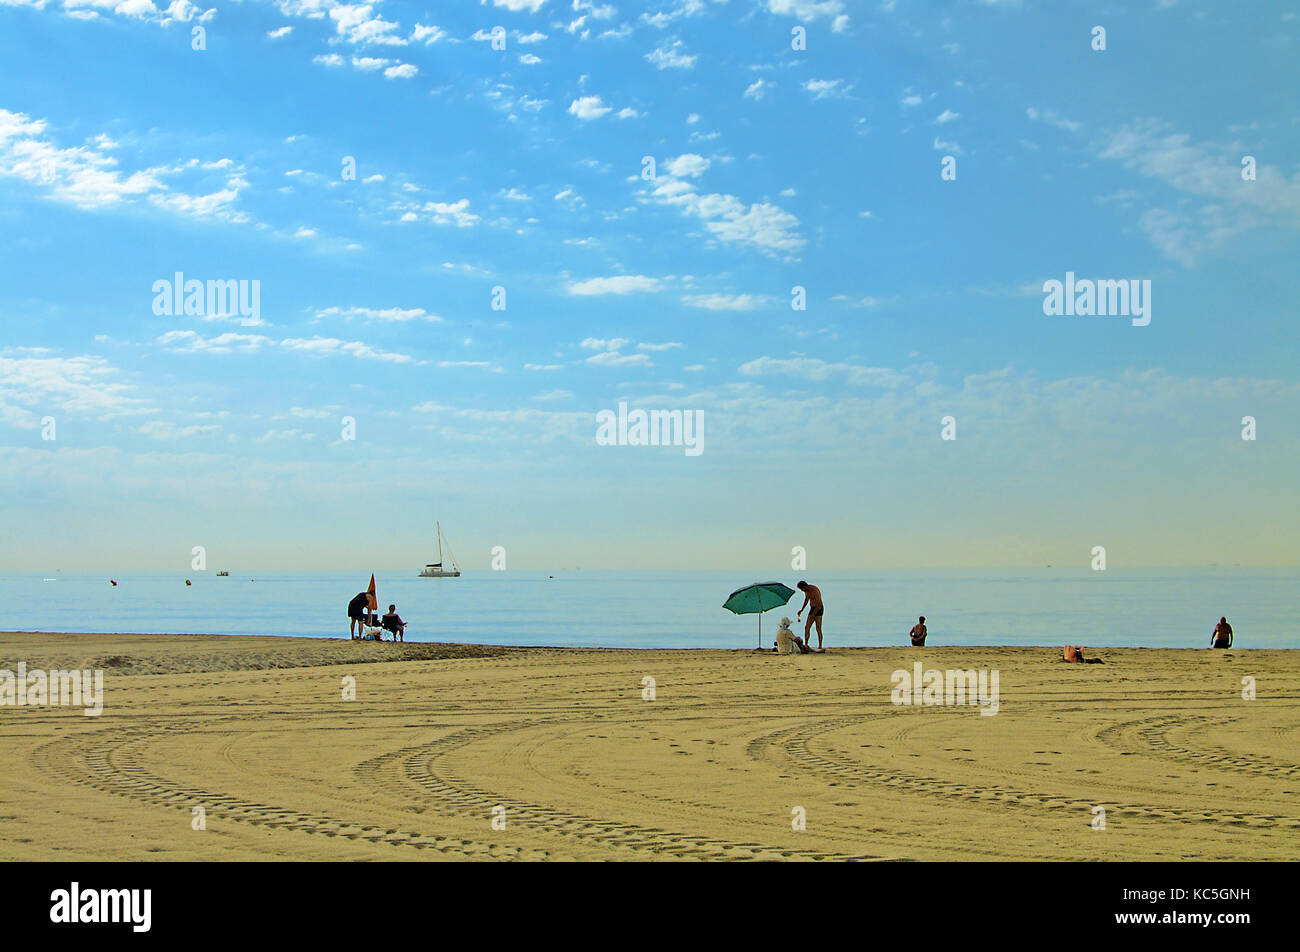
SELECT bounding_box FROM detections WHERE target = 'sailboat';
[418,521,461,578]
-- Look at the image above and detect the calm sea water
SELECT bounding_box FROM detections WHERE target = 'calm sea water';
[0,569,1295,650]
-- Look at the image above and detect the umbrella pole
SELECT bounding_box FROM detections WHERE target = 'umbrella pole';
[758,612,762,650]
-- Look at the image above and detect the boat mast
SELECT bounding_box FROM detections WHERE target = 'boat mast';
[437,521,444,565]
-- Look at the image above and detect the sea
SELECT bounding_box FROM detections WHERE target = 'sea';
[1,568,1295,650]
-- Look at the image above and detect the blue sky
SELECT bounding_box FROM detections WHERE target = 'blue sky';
[1,0,1297,571]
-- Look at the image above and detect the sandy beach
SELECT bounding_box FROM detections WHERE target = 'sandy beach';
[2,631,1296,861]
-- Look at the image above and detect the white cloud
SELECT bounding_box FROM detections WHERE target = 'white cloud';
[268,26,293,38]
[744,79,772,101]
[766,0,844,23]
[280,336,417,364]
[384,63,418,79]
[0,109,247,223]
[804,78,850,100]
[646,40,696,70]
[411,23,445,44]
[637,341,683,351]
[682,293,770,311]
[586,350,652,367]
[580,337,632,351]
[935,109,960,124]
[330,3,406,47]
[567,276,664,295]
[314,306,441,322]
[482,0,548,11]
[400,198,479,227]
[1025,106,1081,133]
[645,156,805,258]
[140,421,222,440]
[664,153,710,178]
[568,95,612,120]
[739,356,907,388]
[0,353,150,427]
[157,330,272,354]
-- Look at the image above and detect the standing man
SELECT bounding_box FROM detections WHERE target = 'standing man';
[795,580,825,652]
[1212,616,1233,649]
[909,616,928,646]
[348,590,371,640]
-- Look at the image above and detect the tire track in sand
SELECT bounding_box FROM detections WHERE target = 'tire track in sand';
[355,722,889,861]
[30,724,550,860]
[750,717,1300,830]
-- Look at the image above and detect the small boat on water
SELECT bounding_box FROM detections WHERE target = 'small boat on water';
[418,522,461,578]
[216,570,230,576]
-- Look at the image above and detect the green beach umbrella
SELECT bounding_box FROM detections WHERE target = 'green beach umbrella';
[723,581,797,649]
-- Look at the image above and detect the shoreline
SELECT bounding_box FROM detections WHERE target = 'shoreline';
[3,629,1286,652]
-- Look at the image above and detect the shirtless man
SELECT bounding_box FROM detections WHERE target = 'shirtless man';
[795,580,825,651]
[1212,617,1233,649]
[909,616,927,646]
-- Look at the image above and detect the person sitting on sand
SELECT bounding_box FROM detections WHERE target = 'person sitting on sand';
[1212,617,1233,649]
[382,604,406,642]
[795,581,825,651]
[775,617,811,655]
[1063,645,1104,664]
[348,591,371,640]
[909,616,927,647]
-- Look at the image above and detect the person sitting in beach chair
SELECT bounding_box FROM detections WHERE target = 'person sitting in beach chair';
[1211,617,1233,649]
[381,604,406,642]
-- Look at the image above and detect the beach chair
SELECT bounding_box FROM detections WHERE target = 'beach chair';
[381,615,406,642]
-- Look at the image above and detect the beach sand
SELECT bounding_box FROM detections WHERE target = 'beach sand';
[2,632,1296,861]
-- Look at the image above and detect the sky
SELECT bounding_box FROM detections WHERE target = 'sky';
[0,0,1298,572]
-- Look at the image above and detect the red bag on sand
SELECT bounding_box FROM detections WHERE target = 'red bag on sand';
[1063,645,1083,663]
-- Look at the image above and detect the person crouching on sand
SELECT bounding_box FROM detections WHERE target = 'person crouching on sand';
[909,616,927,646]
[348,591,371,640]
[1212,617,1233,649]
[775,617,811,654]
[795,581,825,651]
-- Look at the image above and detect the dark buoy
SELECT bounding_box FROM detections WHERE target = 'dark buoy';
[185,579,192,586]
[110,580,117,586]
